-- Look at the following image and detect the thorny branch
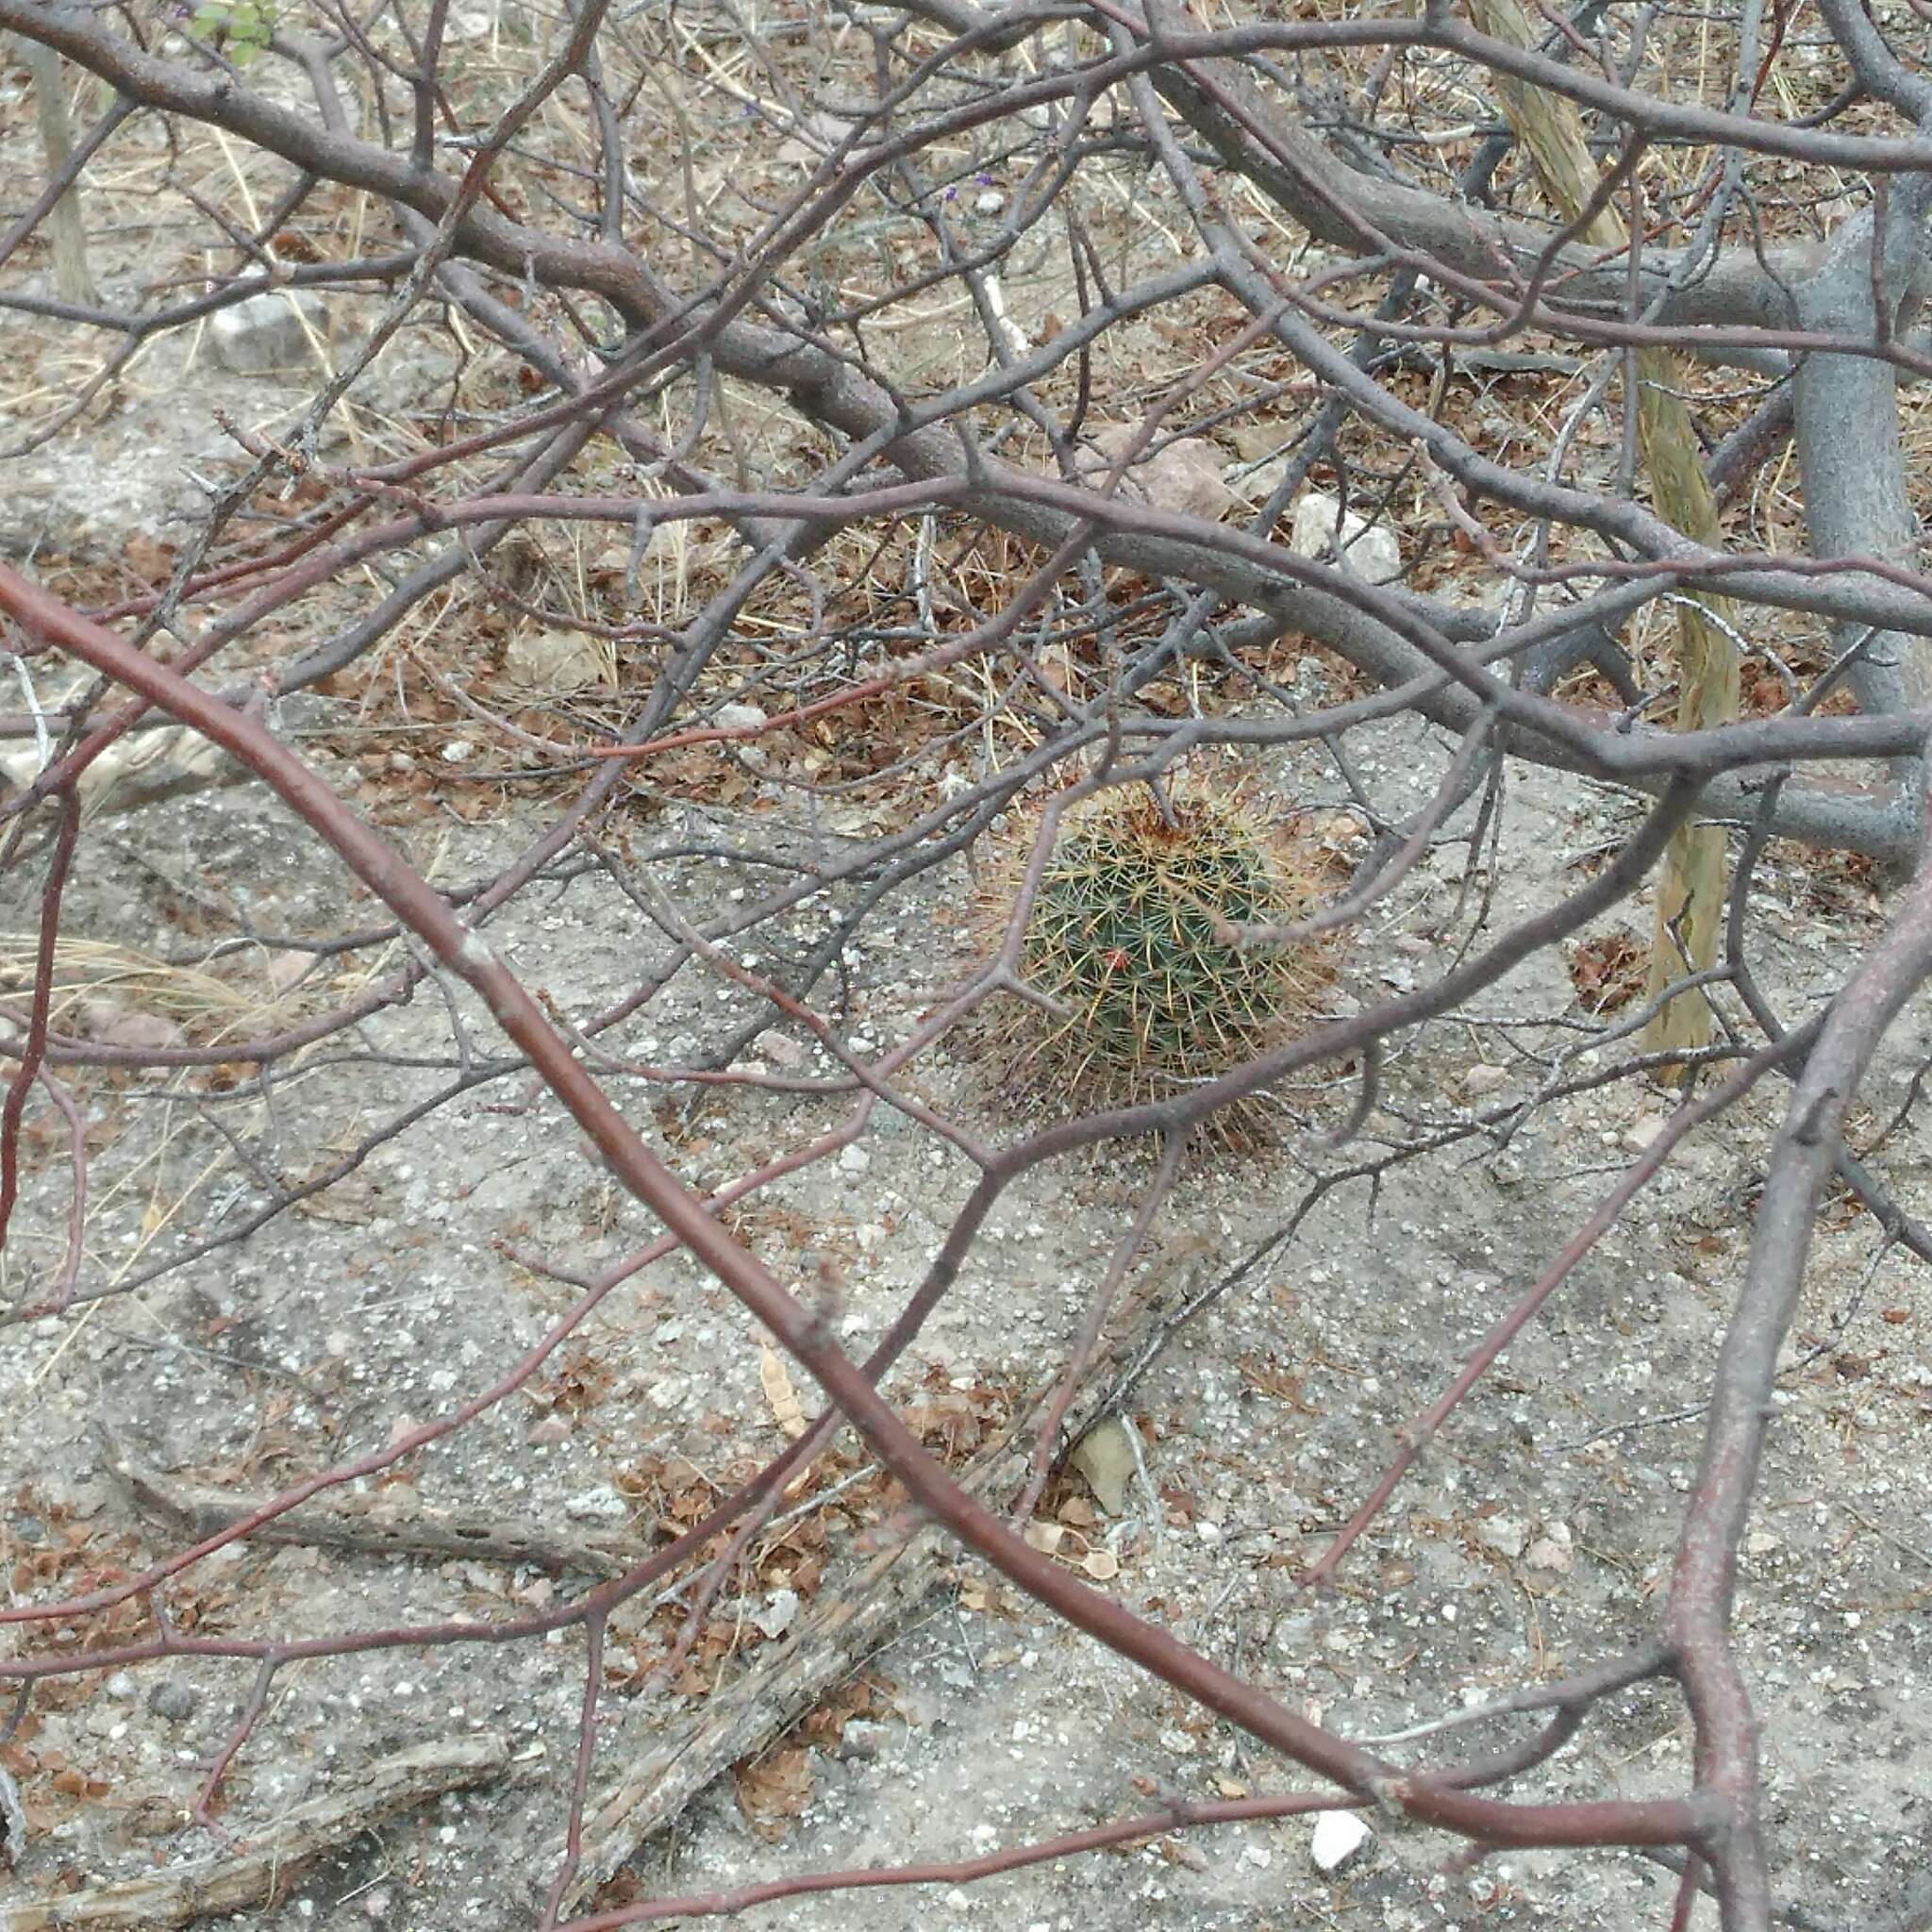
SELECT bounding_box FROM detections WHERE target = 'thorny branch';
[3,3,1932,1927]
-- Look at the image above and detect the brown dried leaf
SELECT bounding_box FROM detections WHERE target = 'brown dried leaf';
[1565,932,1648,1013]
[732,1747,813,1840]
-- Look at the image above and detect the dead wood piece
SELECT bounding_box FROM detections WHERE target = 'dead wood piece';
[564,1509,958,1910]
[0,1734,509,1931]
[560,1235,1216,1910]
[105,1437,652,1576]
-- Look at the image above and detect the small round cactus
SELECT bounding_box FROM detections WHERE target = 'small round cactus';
[978,772,1335,1127]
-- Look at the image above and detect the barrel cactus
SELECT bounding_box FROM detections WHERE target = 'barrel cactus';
[980,773,1336,1129]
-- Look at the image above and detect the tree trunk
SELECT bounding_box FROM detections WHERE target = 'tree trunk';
[21,37,98,309]
[1469,0,1740,1078]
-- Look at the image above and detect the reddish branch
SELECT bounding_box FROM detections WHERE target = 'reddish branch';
[6,3,1932,1924]
[0,563,1708,1857]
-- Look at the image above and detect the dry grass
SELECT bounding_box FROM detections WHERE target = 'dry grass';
[0,933,328,1046]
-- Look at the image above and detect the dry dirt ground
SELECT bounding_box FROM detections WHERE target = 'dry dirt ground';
[3,687,1930,1932]
[2,128,1931,1932]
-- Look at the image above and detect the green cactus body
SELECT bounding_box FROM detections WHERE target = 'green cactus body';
[991,778,1332,1124]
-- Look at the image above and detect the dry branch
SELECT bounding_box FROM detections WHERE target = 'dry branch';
[107,1435,655,1577]
[4,5,1932,1927]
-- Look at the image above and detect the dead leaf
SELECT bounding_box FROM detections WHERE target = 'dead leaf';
[1565,932,1648,1013]
[732,1747,813,1840]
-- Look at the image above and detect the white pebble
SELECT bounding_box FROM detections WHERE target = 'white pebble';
[1309,1808,1372,1874]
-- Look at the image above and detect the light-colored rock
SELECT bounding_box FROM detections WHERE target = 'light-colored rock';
[1476,1513,1527,1559]
[1309,1808,1373,1874]
[502,627,607,695]
[209,290,336,375]
[1288,491,1403,584]
[1087,425,1239,524]
[1460,1062,1512,1099]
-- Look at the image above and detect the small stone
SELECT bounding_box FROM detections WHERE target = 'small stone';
[1309,1808,1372,1874]
[1460,1063,1511,1099]
[441,740,476,764]
[755,1029,806,1069]
[562,1485,629,1524]
[1287,491,1402,584]
[974,190,1007,215]
[105,1672,139,1701]
[1475,1514,1527,1559]
[1195,1520,1224,1546]
[1623,1116,1665,1153]
[525,1415,572,1446]
[714,702,768,733]
[209,290,334,375]
[837,1144,872,1174]
[147,1680,200,1722]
